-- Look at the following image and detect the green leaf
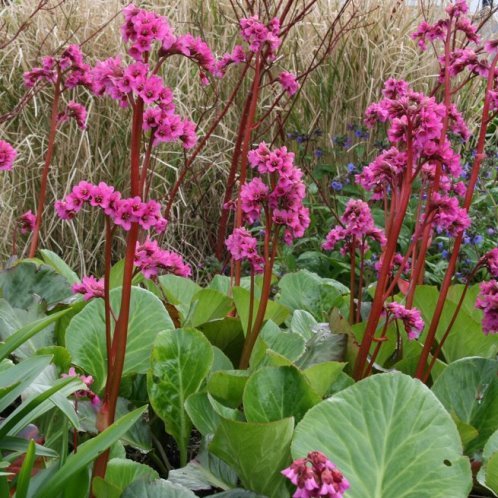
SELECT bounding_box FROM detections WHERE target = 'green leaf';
[414,285,498,362]
[62,467,90,498]
[39,250,80,285]
[211,346,233,372]
[432,357,498,453]
[185,289,233,328]
[243,366,320,423]
[0,355,53,412]
[35,406,147,498]
[185,392,221,436]
[0,308,69,361]
[210,417,294,498]
[0,262,73,310]
[148,328,213,466]
[200,318,245,366]
[35,346,71,372]
[0,437,57,458]
[290,310,317,340]
[207,370,249,408]
[14,439,36,498]
[486,453,498,494]
[277,270,346,320]
[303,362,346,397]
[93,458,158,498]
[156,275,201,321]
[209,491,266,498]
[0,377,84,438]
[66,287,174,391]
[292,373,472,498]
[233,287,290,337]
[121,479,196,497]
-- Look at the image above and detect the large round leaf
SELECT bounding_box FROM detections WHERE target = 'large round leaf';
[243,366,320,423]
[432,357,498,453]
[292,373,472,498]
[66,287,174,391]
[148,328,213,466]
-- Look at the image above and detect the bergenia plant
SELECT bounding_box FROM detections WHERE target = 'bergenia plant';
[226,143,310,367]
[22,44,91,257]
[320,0,498,381]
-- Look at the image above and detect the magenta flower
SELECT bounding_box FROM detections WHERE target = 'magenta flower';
[72,276,105,301]
[476,280,498,335]
[19,210,36,235]
[484,248,498,278]
[385,302,425,340]
[58,101,88,130]
[430,193,470,236]
[278,71,299,96]
[240,15,281,59]
[322,199,386,252]
[61,367,101,409]
[225,227,264,273]
[282,451,350,498]
[134,237,190,279]
[0,140,17,171]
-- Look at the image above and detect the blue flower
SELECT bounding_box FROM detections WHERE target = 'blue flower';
[442,249,449,259]
[487,228,495,235]
[314,148,324,158]
[347,162,356,173]
[330,181,343,191]
[473,235,484,246]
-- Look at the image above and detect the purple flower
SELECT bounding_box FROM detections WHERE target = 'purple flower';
[476,280,498,335]
[0,140,17,171]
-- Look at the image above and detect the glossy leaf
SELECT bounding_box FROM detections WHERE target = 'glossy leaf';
[243,366,320,423]
[121,479,196,497]
[303,362,346,397]
[432,357,498,453]
[207,370,249,409]
[39,249,80,285]
[185,289,233,328]
[200,318,245,366]
[14,439,36,498]
[210,417,294,498]
[148,328,213,466]
[292,373,472,498]
[185,392,221,436]
[66,287,174,391]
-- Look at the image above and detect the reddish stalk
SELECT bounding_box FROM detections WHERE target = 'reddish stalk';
[414,54,498,380]
[28,72,62,258]
[353,123,414,380]
[104,218,113,376]
[349,238,356,324]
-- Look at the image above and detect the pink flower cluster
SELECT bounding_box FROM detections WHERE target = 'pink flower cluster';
[240,16,281,59]
[411,1,478,52]
[55,181,168,233]
[282,451,350,498]
[244,143,310,244]
[430,193,470,236]
[121,4,216,83]
[23,44,91,89]
[475,280,498,335]
[225,227,264,273]
[19,210,36,235]
[61,367,101,409]
[58,101,87,130]
[134,237,191,279]
[90,57,197,148]
[322,199,385,253]
[214,45,247,77]
[484,248,498,278]
[0,140,17,171]
[385,302,424,340]
[279,71,300,96]
[72,276,105,301]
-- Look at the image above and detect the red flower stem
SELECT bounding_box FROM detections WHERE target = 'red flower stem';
[349,238,356,324]
[363,318,390,378]
[356,240,365,323]
[139,134,155,198]
[92,99,144,482]
[104,217,113,376]
[353,122,413,380]
[246,270,255,347]
[239,223,278,369]
[422,266,478,383]
[234,54,262,285]
[215,94,253,260]
[414,54,498,381]
[28,72,62,258]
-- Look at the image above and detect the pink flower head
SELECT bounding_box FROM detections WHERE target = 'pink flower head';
[322,199,386,251]
[19,210,36,235]
[475,280,498,335]
[179,119,198,149]
[61,367,101,409]
[484,248,498,278]
[225,227,264,272]
[382,78,409,99]
[240,177,269,224]
[446,0,469,17]
[282,451,350,498]
[240,16,281,58]
[89,182,115,208]
[134,237,190,279]
[0,140,17,171]
[278,71,299,96]
[72,275,105,301]
[385,302,424,340]
[431,193,470,236]
[59,101,87,130]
